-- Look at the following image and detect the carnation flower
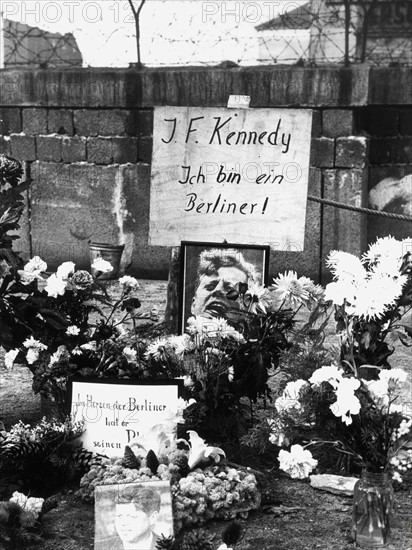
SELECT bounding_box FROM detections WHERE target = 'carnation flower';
[24,256,47,274]
[119,275,139,290]
[49,345,68,366]
[330,377,361,425]
[392,471,402,483]
[9,491,44,517]
[176,374,194,387]
[186,316,244,343]
[71,270,93,289]
[56,261,75,279]
[26,348,40,364]
[309,365,344,390]
[66,325,80,336]
[45,273,67,297]
[4,348,19,370]
[275,379,308,413]
[278,444,318,479]
[268,418,289,447]
[91,258,113,274]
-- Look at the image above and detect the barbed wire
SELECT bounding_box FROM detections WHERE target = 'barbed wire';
[1,1,411,68]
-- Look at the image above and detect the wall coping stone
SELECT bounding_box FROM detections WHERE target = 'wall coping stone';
[2,65,406,108]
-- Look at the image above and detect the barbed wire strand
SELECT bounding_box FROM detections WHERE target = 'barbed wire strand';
[307,195,412,222]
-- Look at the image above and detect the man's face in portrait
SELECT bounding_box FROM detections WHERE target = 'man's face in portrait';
[114,503,157,544]
[191,266,247,318]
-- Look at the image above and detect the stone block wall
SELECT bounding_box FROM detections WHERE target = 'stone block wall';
[0,66,410,282]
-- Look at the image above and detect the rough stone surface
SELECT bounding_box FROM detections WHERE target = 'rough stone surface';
[22,107,48,134]
[321,168,368,281]
[134,110,153,136]
[0,107,21,133]
[99,109,128,136]
[9,134,36,161]
[48,109,74,135]
[335,137,369,168]
[310,137,335,168]
[311,109,322,137]
[36,135,62,162]
[0,66,371,108]
[310,475,358,496]
[0,136,11,155]
[323,109,354,138]
[62,136,87,162]
[269,168,322,283]
[112,137,138,164]
[87,137,113,164]
[73,109,99,136]
[138,137,153,163]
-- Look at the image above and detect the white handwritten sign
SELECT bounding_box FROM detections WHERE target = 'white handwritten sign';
[149,107,312,250]
[70,381,180,458]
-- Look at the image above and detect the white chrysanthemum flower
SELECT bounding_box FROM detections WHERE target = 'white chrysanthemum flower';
[228,366,234,382]
[56,261,75,280]
[270,271,310,308]
[326,251,367,282]
[24,256,47,274]
[245,282,269,313]
[91,258,113,274]
[324,279,356,306]
[45,273,67,298]
[330,377,361,425]
[168,334,193,357]
[144,337,170,360]
[309,365,344,390]
[118,275,139,290]
[175,374,194,387]
[173,397,196,423]
[363,236,405,266]
[71,347,82,355]
[123,346,137,363]
[351,274,407,320]
[23,336,47,350]
[278,444,318,479]
[392,471,403,483]
[66,325,80,336]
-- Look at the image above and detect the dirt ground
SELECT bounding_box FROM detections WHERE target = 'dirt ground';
[21,477,411,550]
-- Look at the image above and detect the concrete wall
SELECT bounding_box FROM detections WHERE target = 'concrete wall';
[0,66,411,282]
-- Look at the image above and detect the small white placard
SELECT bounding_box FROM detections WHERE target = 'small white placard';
[227,95,251,109]
[70,381,180,458]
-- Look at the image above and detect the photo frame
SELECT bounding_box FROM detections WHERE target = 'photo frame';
[179,241,270,333]
[94,480,173,550]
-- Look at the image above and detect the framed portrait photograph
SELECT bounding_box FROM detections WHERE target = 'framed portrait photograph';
[94,480,173,550]
[179,241,270,333]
